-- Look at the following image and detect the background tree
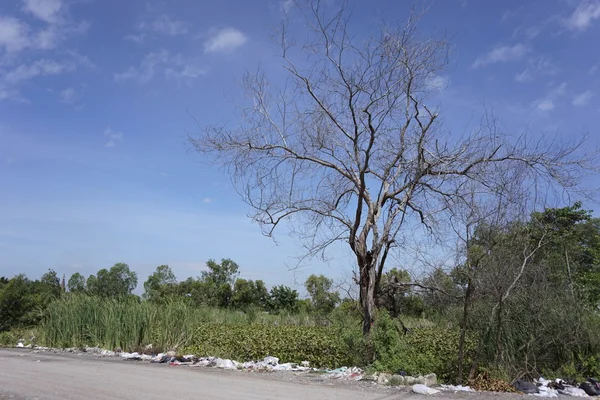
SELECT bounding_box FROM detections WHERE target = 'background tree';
[189,0,597,335]
[143,265,177,302]
[231,279,269,311]
[305,274,340,315]
[67,272,86,293]
[87,263,138,298]
[268,285,300,314]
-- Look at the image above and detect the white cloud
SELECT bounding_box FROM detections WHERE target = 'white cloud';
[4,59,75,84]
[532,82,568,112]
[590,65,598,74]
[165,65,208,81]
[202,197,213,204]
[203,28,248,54]
[281,0,294,13]
[59,87,75,103]
[515,56,559,83]
[473,43,528,68]
[116,50,207,84]
[0,16,31,53]
[114,50,169,83]
[104,128,123,148]
[147,14,188,36]
[562,0,600,32]
[425,74,448,91]
[573,91,594,107]
[21,0,63,24]
[124,33,146,43]
[533,99,554,111]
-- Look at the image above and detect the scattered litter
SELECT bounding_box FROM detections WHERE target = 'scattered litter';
[324,366,363,381]
[412,384,440,395]
[264,356,279,366]
[214,358,237,370]
[16,342,24,348]
[439,384,474,392]
[531,386,559,398]
[514,379,539,394]
[557,387,589,397]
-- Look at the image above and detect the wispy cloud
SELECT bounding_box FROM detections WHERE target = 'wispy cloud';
[115,50,168,83]
[515,56,559,83]
[115,50,207,84]
[203,28,248,54]
[573,90,594,107]
[21,0,63,24]
[562,0,600,32]
[103,128,123,148]
[590,65,598,74]
[4,59,75,84]
[124,33,146,43]
[532,82,567,112]
[125,14,189,42]
[425,74,449,91]
[59,87,76,103]
[473,43,528,68]
[280,0,294,13]
[145,14,189,36]
[202,197,213,204]
[0,16,32,53]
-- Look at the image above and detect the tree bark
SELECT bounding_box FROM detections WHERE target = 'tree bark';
[457,278,473,384]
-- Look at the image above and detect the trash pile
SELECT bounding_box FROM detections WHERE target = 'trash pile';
[514,377,600,397]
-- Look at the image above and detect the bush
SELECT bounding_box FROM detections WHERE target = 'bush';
[184,324,352,368]
[370,310,475,382]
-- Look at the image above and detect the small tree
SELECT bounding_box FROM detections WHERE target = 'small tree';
[305,274,340,315]
[190,0,598,335]
[269,285,300,314]
[67,272,86,293]
[143,265,177,302]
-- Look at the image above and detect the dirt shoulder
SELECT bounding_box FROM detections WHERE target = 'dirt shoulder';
[0,348,532,400]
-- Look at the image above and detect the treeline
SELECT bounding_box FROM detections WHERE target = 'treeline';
[3,202,600,382]
[0,259,345,331]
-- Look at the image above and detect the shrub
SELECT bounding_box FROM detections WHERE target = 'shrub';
[370,310,475,382]
[183,324,352,368]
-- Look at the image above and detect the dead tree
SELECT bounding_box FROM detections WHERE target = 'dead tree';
[189,0,598,336]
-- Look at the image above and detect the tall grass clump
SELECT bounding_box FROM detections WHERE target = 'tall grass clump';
[40,294,321,351]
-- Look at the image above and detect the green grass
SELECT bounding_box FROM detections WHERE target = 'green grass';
[39,294,319,352]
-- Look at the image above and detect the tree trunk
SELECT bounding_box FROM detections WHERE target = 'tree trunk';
[360,259,378,335]
[457,278,473,384]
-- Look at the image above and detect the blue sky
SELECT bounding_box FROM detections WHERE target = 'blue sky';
[1,0,599,294]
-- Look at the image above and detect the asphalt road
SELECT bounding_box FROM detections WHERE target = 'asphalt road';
[0,349,407,400]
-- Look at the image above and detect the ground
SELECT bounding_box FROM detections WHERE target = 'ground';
[0,349,532,400]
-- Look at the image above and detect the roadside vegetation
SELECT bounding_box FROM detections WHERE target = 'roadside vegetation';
[2,203,600,384]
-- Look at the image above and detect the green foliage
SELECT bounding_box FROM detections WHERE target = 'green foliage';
[0,271,63,331]
[67,272,86,293]
[87,263,138,298]
[305,274,340,315]
[231,279,269,311]
[268,285,299,314]
[370,310,475,383]
[184,324,352,368]
[40,295,319,351]
[143,265,177,302]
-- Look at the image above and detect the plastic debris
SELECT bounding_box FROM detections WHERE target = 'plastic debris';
[214,358,237,370]
[324,366,363,381]
[532,386,559,398]
[439,384,474,392]
[264,356,279,366]
[514,380,539,394]
[557,387,589,397]
[412,384,440,395]
[16,342,24,348]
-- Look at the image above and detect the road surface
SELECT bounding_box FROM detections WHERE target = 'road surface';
[0,349,411,400]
